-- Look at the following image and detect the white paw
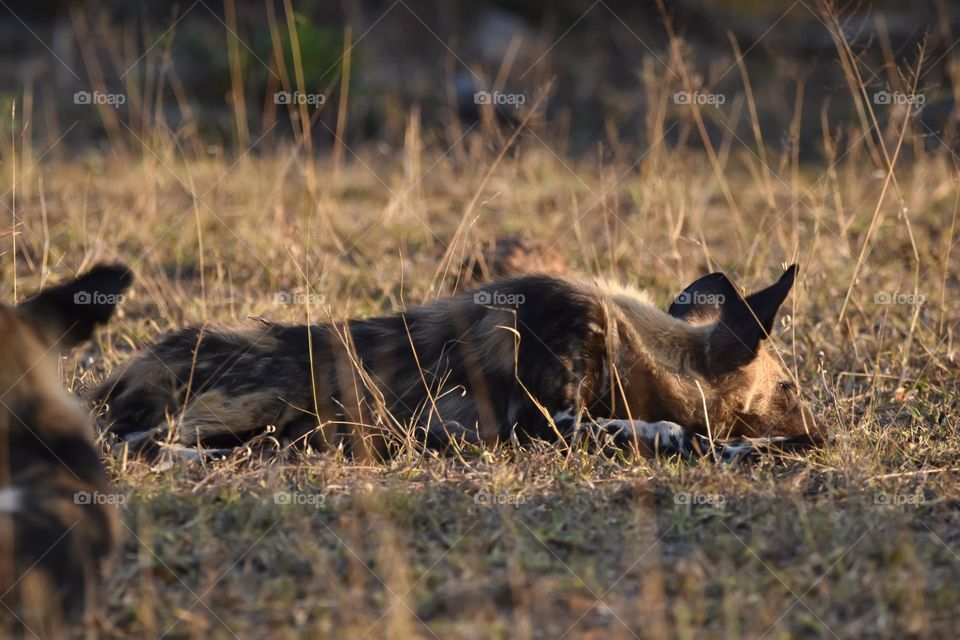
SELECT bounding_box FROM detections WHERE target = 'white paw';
[606,419,689,452]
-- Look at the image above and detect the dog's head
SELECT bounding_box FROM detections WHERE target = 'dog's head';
[0,264,132,440]
[668,265,818,439]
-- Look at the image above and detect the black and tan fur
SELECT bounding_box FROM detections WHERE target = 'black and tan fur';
[0,265,131,637]
[96,266,819,462]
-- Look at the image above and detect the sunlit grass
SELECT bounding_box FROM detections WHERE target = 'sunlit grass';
[2,2,959,636]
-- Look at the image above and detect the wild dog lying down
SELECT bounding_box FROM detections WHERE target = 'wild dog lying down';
[96,266,819,461]
[0,265,131,637]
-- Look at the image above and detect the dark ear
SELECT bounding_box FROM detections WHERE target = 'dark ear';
[669,271,739,321]
[703,265,797,377]
[743,264,797,335]
[17,264,133,350]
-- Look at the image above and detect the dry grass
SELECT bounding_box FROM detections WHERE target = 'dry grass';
[1,127,957,638]
[3,4,960,637]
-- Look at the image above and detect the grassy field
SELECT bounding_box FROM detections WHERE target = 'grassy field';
[4,93,960,638]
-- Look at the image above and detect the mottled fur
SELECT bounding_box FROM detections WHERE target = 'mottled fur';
[96,267,818,461]
[0,265,131,638]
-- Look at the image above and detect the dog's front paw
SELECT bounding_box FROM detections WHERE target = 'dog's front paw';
[606,419,692,456]
[717,441,756,463]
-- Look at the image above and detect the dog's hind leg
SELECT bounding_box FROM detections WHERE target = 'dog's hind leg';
[172,389,289,447]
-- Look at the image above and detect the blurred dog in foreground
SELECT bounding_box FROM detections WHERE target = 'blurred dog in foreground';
[0,265,131,637]
[95,264,820,462]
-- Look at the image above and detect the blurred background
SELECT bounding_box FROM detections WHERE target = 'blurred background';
[2,6,958,638]
[0,0,952,160]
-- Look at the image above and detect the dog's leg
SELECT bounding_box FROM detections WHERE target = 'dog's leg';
[550,411,694,457]
[597,418,694,456]
[552,412,823,461]
[705,434,824,463]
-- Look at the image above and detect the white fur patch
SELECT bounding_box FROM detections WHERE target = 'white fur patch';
[604,418,677,436]
[602,419,689,451]
[717,441,759,463]
[0,487,22,513]
[149,444,232,473]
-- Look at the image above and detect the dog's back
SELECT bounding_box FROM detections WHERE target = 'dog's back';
[0,265,131,637]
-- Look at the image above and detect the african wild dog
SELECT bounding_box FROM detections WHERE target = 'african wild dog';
[0,265,131,636]
[96,265,818,461]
